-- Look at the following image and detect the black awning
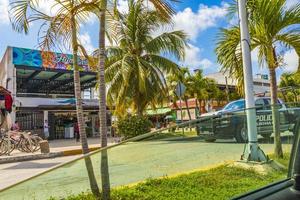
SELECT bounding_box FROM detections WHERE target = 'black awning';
[16,66,97,95]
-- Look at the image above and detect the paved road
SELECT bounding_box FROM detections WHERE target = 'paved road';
[0,137,293,200]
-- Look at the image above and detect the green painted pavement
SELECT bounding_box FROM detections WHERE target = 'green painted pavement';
[0,137,292,200]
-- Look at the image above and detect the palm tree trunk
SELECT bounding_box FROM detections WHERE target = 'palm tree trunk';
[184,97,192,120]
[137,105,143,117]
[71,15,100,198]
[98,2,111,199]
[269,67,283,158]
[198,99,202,114]
[195,98,200,116]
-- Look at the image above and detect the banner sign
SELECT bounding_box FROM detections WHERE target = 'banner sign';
[12,47,94,72]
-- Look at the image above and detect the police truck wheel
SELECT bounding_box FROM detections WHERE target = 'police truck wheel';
[204,137,216,142]
[235,126,248,143]
[196,126,201,135]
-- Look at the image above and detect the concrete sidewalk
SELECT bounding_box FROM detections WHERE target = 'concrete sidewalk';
[0,137,119,164]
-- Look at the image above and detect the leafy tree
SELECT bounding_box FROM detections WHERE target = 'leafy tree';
[166,68,192,120]
[279,72,300,103]
[216,0,300,158]
[104,1,187,117]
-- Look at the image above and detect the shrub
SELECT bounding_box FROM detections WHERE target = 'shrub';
[116,115,152,138]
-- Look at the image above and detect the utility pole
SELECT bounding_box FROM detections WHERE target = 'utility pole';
[238,0,267,162]
[225,76,230,103]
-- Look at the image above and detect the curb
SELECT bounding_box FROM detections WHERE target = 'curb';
[0,152,63,164]
[0,147,100,164]
[62,147,100,156]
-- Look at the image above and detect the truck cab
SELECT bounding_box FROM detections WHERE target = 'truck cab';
[196,97,297,143]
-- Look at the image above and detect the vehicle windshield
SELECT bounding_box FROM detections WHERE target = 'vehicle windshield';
[223,100,245,111]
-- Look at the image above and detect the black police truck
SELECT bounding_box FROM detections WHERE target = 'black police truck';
[196,97,300,143]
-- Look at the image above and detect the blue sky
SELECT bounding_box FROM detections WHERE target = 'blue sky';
[0,0,298,77]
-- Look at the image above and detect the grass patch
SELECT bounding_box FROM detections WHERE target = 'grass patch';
[53,153,289,200]
[269,152,291,167]
[110,165,285,200]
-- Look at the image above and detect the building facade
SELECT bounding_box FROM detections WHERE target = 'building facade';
[204,71,270,95]
[0,47,109,139]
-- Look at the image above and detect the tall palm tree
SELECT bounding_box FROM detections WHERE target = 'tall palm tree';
[9,0,101,197]
[103,1,187,117]
[97,1,181,199]
[188,70,221,114]
[216,0,300,158]
[167,68,192,120]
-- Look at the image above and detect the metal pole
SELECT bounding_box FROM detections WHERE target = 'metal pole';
[238,0,267,162]
[179,85,184,135]
[225,76,230,102]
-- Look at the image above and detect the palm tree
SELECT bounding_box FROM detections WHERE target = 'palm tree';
[188,70,218,114]
[9,0,101,197]
[95,0,181,199]
[279,72,300,103]
[216,0,300,158]
[103,1,187,117]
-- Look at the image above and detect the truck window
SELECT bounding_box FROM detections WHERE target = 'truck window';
[263,98,282,110]
[255,99,265,110]
[223,100,245,111]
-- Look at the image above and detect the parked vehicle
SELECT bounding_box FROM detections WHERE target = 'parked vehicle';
[196,97,300,142]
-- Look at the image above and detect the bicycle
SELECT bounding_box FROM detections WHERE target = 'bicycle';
[0,134,14,155]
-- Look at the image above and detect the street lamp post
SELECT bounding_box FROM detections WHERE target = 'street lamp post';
[238,0,267,162]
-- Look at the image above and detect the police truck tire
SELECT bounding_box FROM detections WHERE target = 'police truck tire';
[196,126,200,135]
[204,137,216,142]
[235,126,248,143]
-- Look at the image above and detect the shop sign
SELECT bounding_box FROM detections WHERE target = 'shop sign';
[12,47,95,72]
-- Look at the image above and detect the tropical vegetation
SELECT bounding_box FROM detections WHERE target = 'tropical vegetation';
[167,68,230,117]
[104,1,187,117]
[216,0,300,158]
[279,72,300,103]
[116,115,152,138]
[49,153,289,200]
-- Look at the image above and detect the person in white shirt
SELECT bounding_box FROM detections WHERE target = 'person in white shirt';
[44,120,49,139]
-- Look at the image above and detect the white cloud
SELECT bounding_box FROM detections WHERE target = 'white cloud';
[173,3,228,40]
[0,0,9,25]
[198,58,214,69]
[285,0,298,9]
[117,0,154,14]
[37,0,96,24]
[182,43,214,70]
[78,32,95,54]
[36,0,60,16]
[117,0,129,14]
[283,49,299,72]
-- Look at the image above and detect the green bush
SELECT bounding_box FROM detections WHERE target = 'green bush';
[116,115,152,138]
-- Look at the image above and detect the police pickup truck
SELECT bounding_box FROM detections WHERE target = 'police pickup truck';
[196,97,300,143]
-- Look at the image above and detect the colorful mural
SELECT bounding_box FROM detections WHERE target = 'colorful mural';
[12,47,94,72]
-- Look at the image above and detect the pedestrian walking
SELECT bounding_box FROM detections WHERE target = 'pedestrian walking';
[44,120,49,139]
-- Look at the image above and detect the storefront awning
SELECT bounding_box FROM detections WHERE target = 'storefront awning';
[146,108,172,116]
[13,47,97,95]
